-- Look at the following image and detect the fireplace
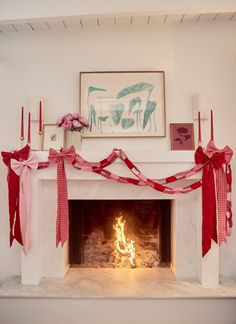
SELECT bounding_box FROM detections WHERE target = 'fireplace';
[69,200,171,268]
[20,150,219,287]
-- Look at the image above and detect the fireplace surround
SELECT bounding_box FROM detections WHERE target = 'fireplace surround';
[20,150,219,286]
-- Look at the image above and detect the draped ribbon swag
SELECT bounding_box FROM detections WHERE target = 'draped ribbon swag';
[1,142,233,257]
[48,146,76,247]
[11,153,38,255]
[1,145,30,246]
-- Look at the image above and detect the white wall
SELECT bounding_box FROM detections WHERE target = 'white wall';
[0,21,236,283]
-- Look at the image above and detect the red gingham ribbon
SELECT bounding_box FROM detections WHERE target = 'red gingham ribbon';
[195,145,225,256]
[48,146,76,247]
[1,145,30,246]
[206,140,233,244]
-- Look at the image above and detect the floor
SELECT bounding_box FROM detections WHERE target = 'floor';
[1,267,236,299]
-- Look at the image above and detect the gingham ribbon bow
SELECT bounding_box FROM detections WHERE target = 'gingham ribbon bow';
[206,141,233,244]
[11,153,38,255]
[48,146,76,247]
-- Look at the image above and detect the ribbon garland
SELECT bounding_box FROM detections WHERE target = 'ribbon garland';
[1,143,233,257]
[1,145,30,246]
[48,146,76,247]
[11,153,38,255]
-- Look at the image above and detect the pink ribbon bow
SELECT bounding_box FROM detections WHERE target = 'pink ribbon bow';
[48,146,76,247]
[11,153,38,255]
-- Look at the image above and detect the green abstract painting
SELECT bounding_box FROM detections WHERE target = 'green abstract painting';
[80,71,166,137]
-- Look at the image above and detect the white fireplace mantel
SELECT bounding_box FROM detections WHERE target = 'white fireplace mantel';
[21,149,219,287]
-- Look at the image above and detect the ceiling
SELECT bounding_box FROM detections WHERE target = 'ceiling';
[0,12,235,33]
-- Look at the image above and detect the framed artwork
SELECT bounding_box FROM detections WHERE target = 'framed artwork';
[42,124,65,151]
[80,71,166,138]
[170,123,195,150]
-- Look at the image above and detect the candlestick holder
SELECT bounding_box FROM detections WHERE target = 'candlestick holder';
[38,131,43,151]
[20,137,24,148]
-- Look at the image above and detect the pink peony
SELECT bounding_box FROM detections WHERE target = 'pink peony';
[78,116,89,128]
[57,113,89,131]
[62,119,72,130]
[72,120,82,129]
[65,113,73,121]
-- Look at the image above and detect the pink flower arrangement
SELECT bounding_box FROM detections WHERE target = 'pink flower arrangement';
[57,113,89,132]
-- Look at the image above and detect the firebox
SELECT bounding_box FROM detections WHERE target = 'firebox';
[69,200,171,268]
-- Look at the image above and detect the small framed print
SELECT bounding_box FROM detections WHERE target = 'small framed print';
[170,123,195,150]
[42,124,65,151]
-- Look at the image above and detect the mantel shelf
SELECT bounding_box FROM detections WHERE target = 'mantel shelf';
[35,149,195,164]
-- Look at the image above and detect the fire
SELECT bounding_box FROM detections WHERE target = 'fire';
[113,214,135,268]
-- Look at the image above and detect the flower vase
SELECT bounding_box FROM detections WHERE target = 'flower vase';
[65,131,82,150]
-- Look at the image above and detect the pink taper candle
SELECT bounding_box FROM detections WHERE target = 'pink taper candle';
[211,109,214,142]
[21,106,24,139]
[198,111,202,145]
[39,100,42,133]
[27,112,31,144]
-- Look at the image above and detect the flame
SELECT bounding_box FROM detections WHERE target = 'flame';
[113,215,135,268]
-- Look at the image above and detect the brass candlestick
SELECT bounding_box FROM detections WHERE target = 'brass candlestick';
[20,137,24,148]
[38,131,43,151]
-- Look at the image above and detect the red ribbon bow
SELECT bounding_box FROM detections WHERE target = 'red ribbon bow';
[195,146,226,256]
[1,144,30,246]
[195,146,225,169]
[48,146,76,247]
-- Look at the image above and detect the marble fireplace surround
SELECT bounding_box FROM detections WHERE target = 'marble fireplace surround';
[21,150,219,287]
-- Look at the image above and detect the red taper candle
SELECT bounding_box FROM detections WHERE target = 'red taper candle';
[210,109,214,142]
[39,100,42,133]
[27,112,31,144]
[198,111,202,145]
[21,106,24,139]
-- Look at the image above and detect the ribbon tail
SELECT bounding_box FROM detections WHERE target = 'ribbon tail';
[202,164,217,257]
[202,166,212,256]
[210,164,217,244]
[19,168,32,255]
[226,164,233,236]
[56,159,69,247]
[8,169,23,246]
[216,168,227,245]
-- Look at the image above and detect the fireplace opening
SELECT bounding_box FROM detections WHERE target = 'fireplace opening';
[69,200,171,268]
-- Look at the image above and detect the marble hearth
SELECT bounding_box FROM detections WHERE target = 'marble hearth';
[21,150,219,286]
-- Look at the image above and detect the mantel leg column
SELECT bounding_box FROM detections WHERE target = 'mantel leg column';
[201,242,219,286]
[197,195,219,286]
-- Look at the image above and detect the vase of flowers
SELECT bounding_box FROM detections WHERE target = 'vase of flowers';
[56,113,89,150]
